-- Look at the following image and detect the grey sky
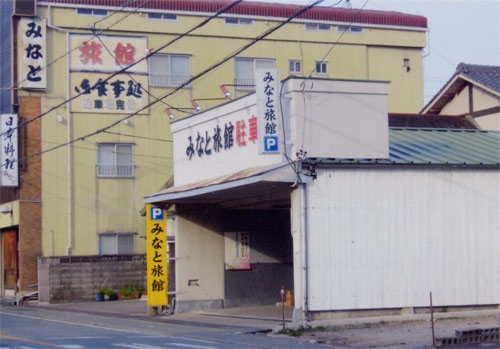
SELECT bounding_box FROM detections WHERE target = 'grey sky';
[254,0,500,104]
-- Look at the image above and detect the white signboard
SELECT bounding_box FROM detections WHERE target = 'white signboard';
[69,34,149,114]
[18,17,47,89]
[1,114,19,187]
[255,68,280,154]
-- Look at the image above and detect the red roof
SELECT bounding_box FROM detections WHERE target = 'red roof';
[39,0,427,28]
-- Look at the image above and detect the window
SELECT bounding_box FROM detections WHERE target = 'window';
[305,23,331,31]
[234,58,275,90]
[148,13,177,21]
[77,8,108,16]
[338,26,363,33]
[225,17,253,26]
[289,60,301,74]
[149,54,191,87]
[99,233,135,255]
[97,143,135,178]
[315,61,328,75]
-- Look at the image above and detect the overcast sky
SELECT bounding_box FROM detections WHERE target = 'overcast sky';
[254,0,500,104]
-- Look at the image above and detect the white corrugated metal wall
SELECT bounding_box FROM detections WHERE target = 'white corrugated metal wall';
[306,168,500,311]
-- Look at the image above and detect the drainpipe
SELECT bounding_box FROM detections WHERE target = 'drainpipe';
[300,181,309,324]
[47,6,73,255]
[65,28,73,256]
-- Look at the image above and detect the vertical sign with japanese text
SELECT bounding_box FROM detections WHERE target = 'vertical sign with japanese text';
[146,204,168,307]
[18,17,47,89]
[255,68,280,154]
[1,114,19,187]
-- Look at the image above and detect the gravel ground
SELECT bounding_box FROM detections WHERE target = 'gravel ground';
[283,311,500,348]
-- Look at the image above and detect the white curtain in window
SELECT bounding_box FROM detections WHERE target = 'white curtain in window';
[170,55,189,76]
[116,144,133,165]
[117,235,135,254]
[97,144,114,165]
[149,55,169,75]
[99,235,115,254]
[235,58,253,80]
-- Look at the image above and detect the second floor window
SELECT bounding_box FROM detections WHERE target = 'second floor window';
[315,61,328,75]
[97,143,135,178]
[234,58,275,90]
[149,54,191,88]
[289,60,301,74]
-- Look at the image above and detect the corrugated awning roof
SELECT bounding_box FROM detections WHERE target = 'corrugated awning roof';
[308,128,500,166]
[144,163,301,208]
[145,128,499,206]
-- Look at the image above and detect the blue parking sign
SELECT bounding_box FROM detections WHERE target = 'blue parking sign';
[150,206,164,220]
[264,136,278,152]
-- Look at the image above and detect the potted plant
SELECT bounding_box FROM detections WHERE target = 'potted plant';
[95,288,106,302]
[117,284,140,300]
[97,287,117,301]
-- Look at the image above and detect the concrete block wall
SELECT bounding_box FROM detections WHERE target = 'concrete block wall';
[38,254,147,303]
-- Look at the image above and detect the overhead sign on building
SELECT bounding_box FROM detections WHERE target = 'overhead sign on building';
[0,114,19,187]
[69,34,149,114]
[17,17,47,90]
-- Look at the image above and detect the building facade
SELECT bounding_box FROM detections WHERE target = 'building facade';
[421,63,500,130]
[146,76,500,319]
[1,0,428,299]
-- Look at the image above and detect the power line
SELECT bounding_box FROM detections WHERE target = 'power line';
[1,0,152,99]
[1,0,244,140]
[15,0,325,164]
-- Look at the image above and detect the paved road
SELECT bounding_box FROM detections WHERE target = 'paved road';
[0,302,324,349]
[1,299,498,348]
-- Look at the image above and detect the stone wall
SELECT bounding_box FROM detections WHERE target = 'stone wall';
[38,254,146,303]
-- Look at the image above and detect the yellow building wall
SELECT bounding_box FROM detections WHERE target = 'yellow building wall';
[33,5,426,256]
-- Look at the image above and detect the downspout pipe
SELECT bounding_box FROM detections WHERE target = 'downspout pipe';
[300,180,310,324]
[47,6,73,255]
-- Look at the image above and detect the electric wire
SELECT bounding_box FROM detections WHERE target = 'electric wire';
[2,0,240,138]
[2,0,152,98]
[14,0,325,164]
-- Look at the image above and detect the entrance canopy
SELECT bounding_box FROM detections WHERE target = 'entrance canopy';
[145,163,306,210]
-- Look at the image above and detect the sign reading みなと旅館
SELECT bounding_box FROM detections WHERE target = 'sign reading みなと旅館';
[146,204,168,307]
[255,68,281,154]
[171,69,284,187]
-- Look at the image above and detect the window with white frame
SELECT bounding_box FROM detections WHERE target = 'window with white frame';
[77,8,108,16]
[289,60,301,74]
[305,23,331,31]
[148,13,177,21]
[99,233,136,255]
[225,17,253,25]
[234,58,275,89]
[149,54,191,87]
[315,61,328,75]
[338,25,363,33]
[97,143,135,178]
